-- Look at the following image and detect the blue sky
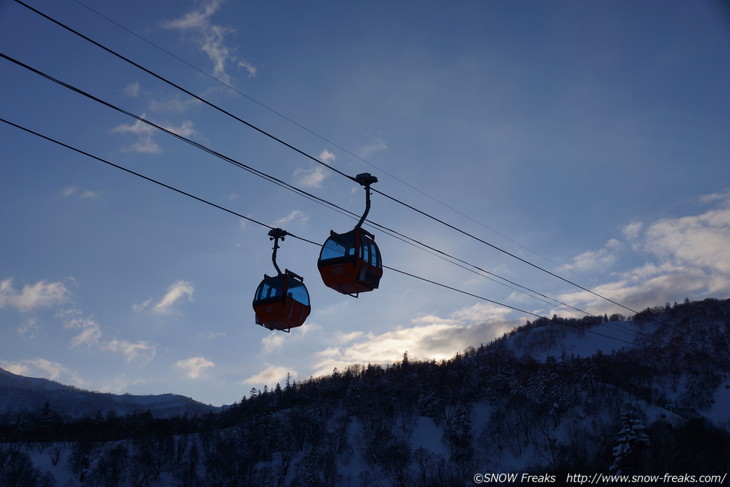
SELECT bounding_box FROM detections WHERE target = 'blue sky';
[1,0,729,406]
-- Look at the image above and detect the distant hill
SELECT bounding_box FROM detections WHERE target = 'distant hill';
[0,367,218,419]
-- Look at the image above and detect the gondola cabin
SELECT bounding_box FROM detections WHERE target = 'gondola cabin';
[253,270,311,332]
[317,228,382,296]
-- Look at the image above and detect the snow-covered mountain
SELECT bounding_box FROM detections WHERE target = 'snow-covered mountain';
[2,298,729,486]
[0,367,218,419]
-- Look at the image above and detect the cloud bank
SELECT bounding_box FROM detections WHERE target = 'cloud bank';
[310,303,518,377]
[561,193,730,315]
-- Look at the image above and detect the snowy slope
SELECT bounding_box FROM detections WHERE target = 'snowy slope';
[706,379,730,427]
[4,299,729,486]
[504,319,625,359]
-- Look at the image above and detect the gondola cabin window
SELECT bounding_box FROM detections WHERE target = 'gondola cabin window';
[320,232,356,261]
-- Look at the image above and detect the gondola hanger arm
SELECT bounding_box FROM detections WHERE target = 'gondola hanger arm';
[268,228,287,275]
[354,173,377,230]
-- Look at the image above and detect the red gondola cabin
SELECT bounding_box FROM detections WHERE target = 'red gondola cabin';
[317,228,382,296]
[253,270,310,332]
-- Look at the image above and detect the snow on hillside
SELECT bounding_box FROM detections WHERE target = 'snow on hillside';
[504,317,648,361]
[706,378,730,427]
[534,321,639,360]
[1,299,728,486]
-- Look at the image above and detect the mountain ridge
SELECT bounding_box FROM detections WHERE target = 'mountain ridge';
[0,366,219,419]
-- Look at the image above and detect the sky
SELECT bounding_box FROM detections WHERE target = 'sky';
[1,0,729,406]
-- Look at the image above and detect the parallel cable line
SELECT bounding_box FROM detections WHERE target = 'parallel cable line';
[70,0,598,289]
[1,118,275,233]
[373,188,647,319]
[14,0,650,320]
[14,0,356,184]
[0,51,591,320]
[2,117,568,329]
[0,52,353,222]
[385,266,638,347]
[3,117,642,348]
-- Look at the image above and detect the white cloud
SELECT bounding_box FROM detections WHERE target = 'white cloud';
[163,0,253,86]
[153,280,194,314]
[335,330,364,344]
[261,333,286,354]
[359,137,387,158]
[310,304,519,377]
[622,221,643,241]
[70,325,103,348]
[644,208,730,273]
[112,117,160,154]
[61,186,100,200]
[242,365,294,386]
[275,209,308,227]
[132,298,152,313]
[175,356,215,379]
[98,375,146,394]
[565,238,622,272]
[162,120,196,138]
[199,330,226,340]
[111,118,155,137]
[0,358,88,388]
[560,194,730,315]
[123,82,141,98]
[149,96,199,114]
[559,262,711,316]
[0,278,70,312]
[290,149,335,189]
[238,60,257,77]
[57,308,156,363]
[128,137,159,154]
[61,309,103,348]
[700,189,730,206]
[201,25,234,84]
[135,280,194,315]
[319,149,336,164]
[17,317,41,338]
[163,0,222,30]
[259,323,320,355]
[112,117,196,153]
[103,339,157,364]
[452,302,515,323]
[293,166,328,188]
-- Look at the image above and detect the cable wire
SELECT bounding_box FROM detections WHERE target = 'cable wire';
[3,116,645,349]
[2,117,568,328]
[13,0,356,184]
[373,188,647,318]
[0,50,592,321]
[70,0,598,290]
[8,1,682,334]
[14,0,650,320]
